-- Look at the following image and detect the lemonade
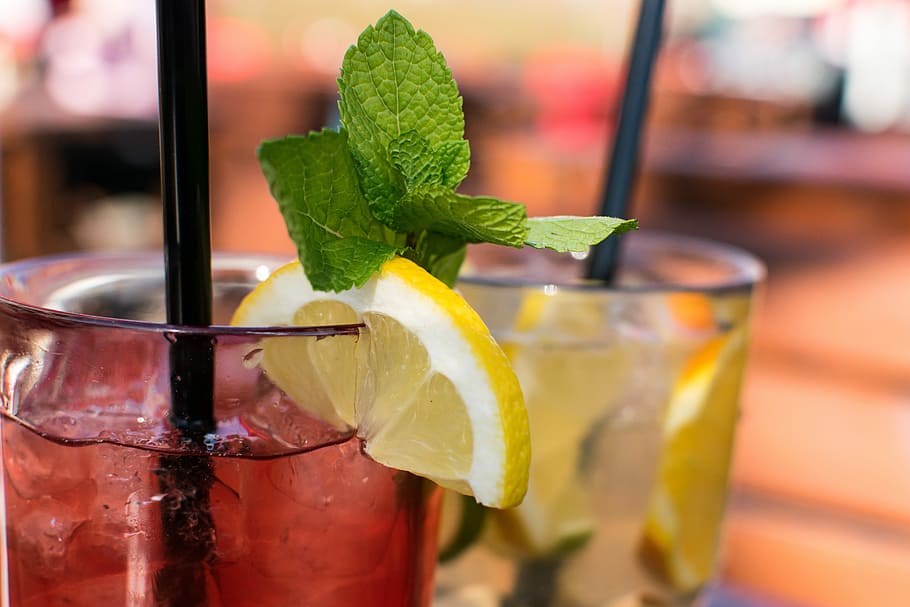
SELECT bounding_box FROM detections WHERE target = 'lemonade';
[435,234,764,606]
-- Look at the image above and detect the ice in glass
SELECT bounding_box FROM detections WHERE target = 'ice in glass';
[0,253,441,606]
[435,232,765,606]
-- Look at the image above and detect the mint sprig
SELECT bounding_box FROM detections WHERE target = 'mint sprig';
[257,130,404,291]
[258,10,637,292]
[339,12,466,221]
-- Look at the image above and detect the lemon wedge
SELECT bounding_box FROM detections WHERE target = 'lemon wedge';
[231,257,530,509]
[640,325,748,591]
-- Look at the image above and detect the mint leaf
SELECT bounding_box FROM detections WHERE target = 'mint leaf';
[338,10,465,220]
[257,11,636,293]
[389,131,440,190]
[394,188,528,247]
[318,237,401,291]
[389,132,471,195]
[408,232,467,288]
[525,216,639,253]
[434,140,470,189]
[257,129,404,291]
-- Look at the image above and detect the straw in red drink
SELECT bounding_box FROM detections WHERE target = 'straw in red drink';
[154,0,216,603]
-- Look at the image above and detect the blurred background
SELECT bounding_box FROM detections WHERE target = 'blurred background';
[1,1,909,605]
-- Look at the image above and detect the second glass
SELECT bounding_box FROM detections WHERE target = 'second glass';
[0,252,441,607]
[435,231,765,607]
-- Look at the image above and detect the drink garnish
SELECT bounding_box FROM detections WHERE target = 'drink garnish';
[257,10,636,292]
[235,11,635,510]
[232,256,529,508]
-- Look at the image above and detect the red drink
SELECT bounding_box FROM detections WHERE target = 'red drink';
[0,253,441,606]
[1,424,439,606]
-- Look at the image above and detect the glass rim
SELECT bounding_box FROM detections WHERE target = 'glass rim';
[458,230,767,293]
[0,250,364,337]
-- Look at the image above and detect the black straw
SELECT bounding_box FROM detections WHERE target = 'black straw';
[158,0,213,341]
[155,0,216,603]
[157,0,215,434]
[586,0,666,281]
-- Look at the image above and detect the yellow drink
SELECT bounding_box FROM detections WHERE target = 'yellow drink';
[436,232,764,606]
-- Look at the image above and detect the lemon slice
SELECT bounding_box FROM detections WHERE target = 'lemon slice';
[231,257,530,508]
[640,325,748,591]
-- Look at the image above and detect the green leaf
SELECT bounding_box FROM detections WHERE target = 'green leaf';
[255,12,638,293]
[394,188,528,247]
[389,131,441,190]
[338,10,465,219]
[257,129,405,291]
[408,231,467,287]
[389,133,471,195]
[434,140,470,189]
[317,237,401,292]
[524,216,639,253]
[437,493,487,563]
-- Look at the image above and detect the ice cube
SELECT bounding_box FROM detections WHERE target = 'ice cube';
[2,420,92,500]
[14,496,87,576]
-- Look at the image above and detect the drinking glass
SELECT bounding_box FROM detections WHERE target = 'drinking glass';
[0,252,441,607]
[435,231,765,607]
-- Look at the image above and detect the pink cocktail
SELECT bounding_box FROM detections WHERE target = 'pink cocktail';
[0,252,441,606]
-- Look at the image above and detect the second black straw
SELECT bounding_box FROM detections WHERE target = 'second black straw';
[586,0,666,282]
